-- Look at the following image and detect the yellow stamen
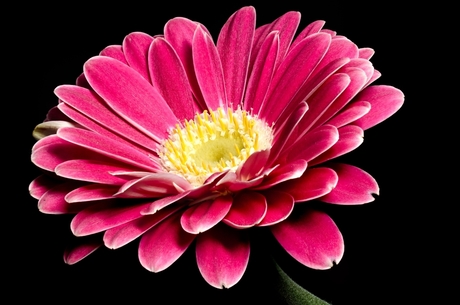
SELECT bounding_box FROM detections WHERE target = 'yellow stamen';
[158,106,273,186]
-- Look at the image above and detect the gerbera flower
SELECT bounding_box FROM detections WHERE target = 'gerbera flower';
[30,6,403,289]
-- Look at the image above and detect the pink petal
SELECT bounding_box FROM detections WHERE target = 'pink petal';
[104,204,182,249]
[75,73,90,89]
[115,173,191,198]
[138,213,195,272]
[308,68,368,131]
[251,11,300,67]
[289,20,325,50]
[217,6,255,106]
[38,181,89,214]
[271,208,344,269]
[84,56,177,142]
[148,37,199,120]
[352,85,404,130]
[55,85,158,152]
[99,45,127,64]
[193,25,227,110]
[196,224,249,288]
[358,47,375,60]
[32,136,96,172]
[180,195,232,234]
[321,163,379,204]
[325,101,371,128]
[275,167,338,202]
[164,17,206,109]
[290,57,350,111]
[141,191,191,215]
[215,171,265,192]
[223,191,267,228]
[293,73,351,138]
[236,149,271,181]
[29,174,59,200]
[312,37,359,74]
[257,190,294,226]
[284,124,339,163]
[243,31,279,114]
[255,159,308,190]
[63,235,103,265]
[65,184,119,203]
[261,33,331,124]
[338,59,374,82]
[269,101,308,164]
[32,133,68,153]
[57,127,159,172]
[122,32,153,82]
[70,200,151,236]
[310,125,364,166]
[55,159,133,185]
[57,103,156,157]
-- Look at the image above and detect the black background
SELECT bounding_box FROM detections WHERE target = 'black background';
[12,1,441,304]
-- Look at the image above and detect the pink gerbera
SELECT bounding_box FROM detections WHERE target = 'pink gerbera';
[30,6,403,288]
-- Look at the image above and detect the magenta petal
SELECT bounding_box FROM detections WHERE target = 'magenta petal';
[321,163,379,204]
[243,31,279,114]
[193,26,227,110]
[141,191,191,215]
[65,184,119,203]
[257,190,294,226]
[164,17,206,109]
[104,205,182,249]
[70,201,151,236]
[289,20,325,50]
[352,85,404,130]
[123,32,153,82]
[32,136,94,172]
[149,37,198,120]
[38,181,87,214]
[251,11,300,66]
[262,33,331,124]
[294,73,351,137]
[215,171,265,192]
[313,37,359,74]
[255,159,308,190]
[84,56,177,142]
[271,209,344,269]
[29,174,59,200]
[55,85,158,151]
[285,124,339,163]
[138,214,195,272]
[236,149,270,181]
[276,167,338,202]
[100,45,127,64]
[181,195,232,234]
[57,127,159,172]
[115,173,191,198]
[217,6,255,106]
[358,47,375,60]
[55,159,132,185]
[270,102,308,164]
[223,191,267,228]
[310,125,364,166]
[63,235,102,265]
[196,224,249,288]
[308,68,368,130]
[326,101,371,128]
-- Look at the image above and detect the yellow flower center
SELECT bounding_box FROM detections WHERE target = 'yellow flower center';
[158,107,273,186]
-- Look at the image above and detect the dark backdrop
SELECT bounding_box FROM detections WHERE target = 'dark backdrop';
[13,1,433,304]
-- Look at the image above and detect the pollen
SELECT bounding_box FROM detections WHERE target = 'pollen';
[158,107,273,186]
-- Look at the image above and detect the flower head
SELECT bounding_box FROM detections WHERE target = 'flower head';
[30,6,403,288]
